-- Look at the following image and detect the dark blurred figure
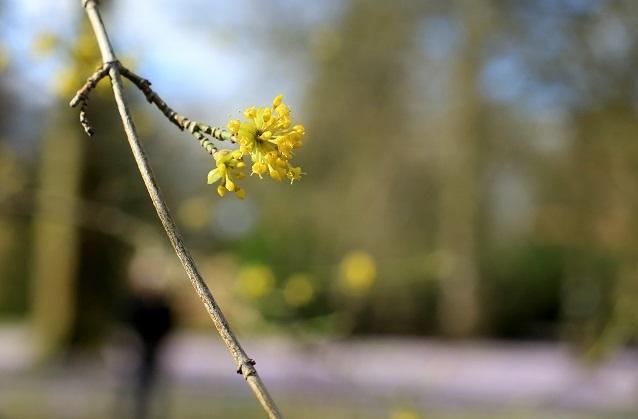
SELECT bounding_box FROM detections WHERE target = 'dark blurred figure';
[125,286,174,419]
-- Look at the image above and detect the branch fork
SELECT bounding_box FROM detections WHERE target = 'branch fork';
[70,60,233,158]
[69,63,109,136]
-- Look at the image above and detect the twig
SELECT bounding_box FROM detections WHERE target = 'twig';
[117,66,182,130]
[118,66,235,155]
[71,60,235,156]
[74,1,284,418]
[69,64,110,136]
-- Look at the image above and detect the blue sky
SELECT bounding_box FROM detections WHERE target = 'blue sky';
[1,0,342,123]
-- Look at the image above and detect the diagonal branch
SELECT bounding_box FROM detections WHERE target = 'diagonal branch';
[117,66,182,131]
[74,1,283,418]
[118,66,235,155]
[72,59,236,157]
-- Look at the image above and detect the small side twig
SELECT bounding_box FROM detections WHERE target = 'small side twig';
[117,66,182,130]
[71,62,234,158]
[69,64,110,136]
[118,66,235,155]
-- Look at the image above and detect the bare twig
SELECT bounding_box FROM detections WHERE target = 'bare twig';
[119,66,235,155]
[73,59,235,156]
[69,64,109,136]
[117,66,182,130]
[73,1,284,418]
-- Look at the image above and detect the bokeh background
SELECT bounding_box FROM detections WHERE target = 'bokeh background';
[1,0,638,418]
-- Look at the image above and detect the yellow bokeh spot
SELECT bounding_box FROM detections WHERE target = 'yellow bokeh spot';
[131,107,155,137]
[53,68,80,97]
[389,408,420,419]
[236,265,275,299]
[311,27,342,61]
[75,32,98,62]
[31,32,58,58]
[0,44,9,73]
[283,274,315,307]
[177,196,210,231]
[339,251,376,295]
[119,55,138,71]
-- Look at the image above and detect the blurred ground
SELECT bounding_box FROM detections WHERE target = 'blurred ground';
[0,325,636,419]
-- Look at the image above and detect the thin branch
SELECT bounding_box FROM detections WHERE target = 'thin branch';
[74,1,284,418]
[69,64,109,136]
[117,66,182,131]
[119,66,235,155]
[73,59,235,157]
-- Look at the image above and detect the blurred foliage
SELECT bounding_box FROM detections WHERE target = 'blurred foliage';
[481,243,565,339]
[1,0,638,358]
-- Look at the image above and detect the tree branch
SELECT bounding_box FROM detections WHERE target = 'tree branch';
[69,64,109,136]
[118,66,235,155]
[74,1,283,417]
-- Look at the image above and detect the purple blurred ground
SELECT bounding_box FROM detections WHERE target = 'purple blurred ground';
[162,335,638,410]
[1,325,637,418]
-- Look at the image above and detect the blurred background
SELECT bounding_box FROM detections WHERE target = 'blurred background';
[1,0,638,418]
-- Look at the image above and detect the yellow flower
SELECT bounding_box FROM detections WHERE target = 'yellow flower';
[227,94,306,183]
[207,149,246,198]
[287,166,303,184]
[235,187,246,200]
[228,119,241,133]
[273,94,283,107]
[251,161,268,177]
[209,95,306,197]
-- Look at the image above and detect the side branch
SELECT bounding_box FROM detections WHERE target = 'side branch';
[70,61,234,158]
[118,66,183,131]
[69,64,110,136]
[119,66,235,155]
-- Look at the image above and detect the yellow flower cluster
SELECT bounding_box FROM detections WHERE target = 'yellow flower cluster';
[207,150,246,198]
[208,94,305,198]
